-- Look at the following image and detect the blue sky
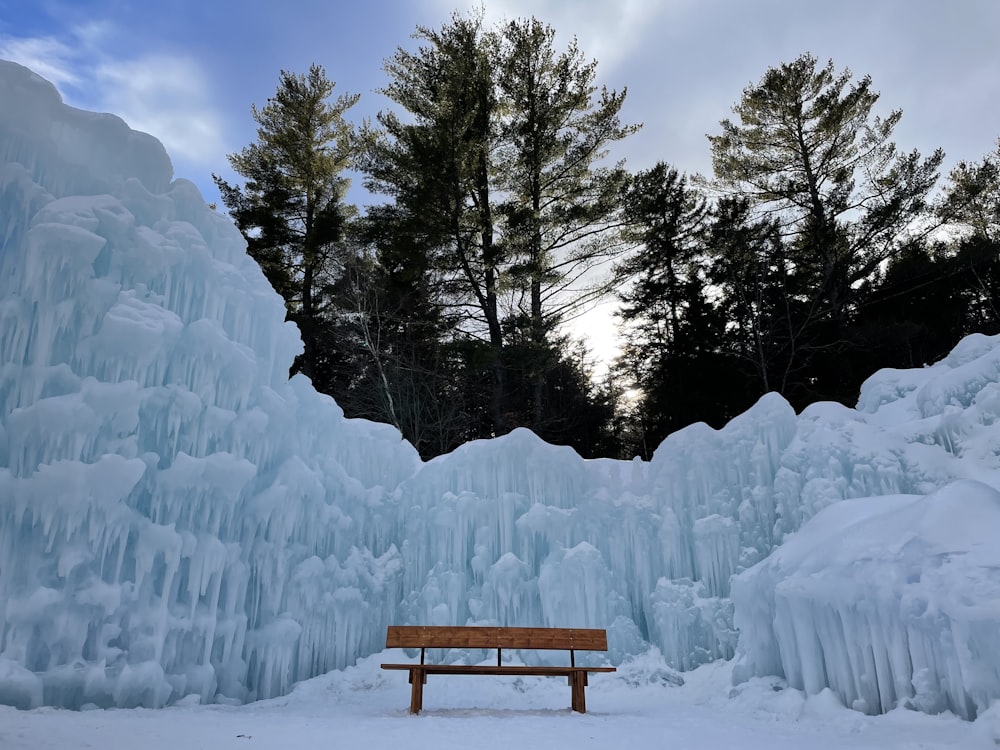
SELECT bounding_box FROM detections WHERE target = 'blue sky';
[3,0,999,199]
[3,0,999,358]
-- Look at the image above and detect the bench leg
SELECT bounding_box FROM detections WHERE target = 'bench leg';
[570,672,587,713]
[408,668,424,714]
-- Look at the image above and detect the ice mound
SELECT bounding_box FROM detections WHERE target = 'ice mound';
[732,480,1000,719]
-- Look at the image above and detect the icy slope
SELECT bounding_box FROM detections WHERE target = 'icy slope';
[1,59,999,714]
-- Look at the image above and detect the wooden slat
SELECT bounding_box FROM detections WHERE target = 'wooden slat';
[384,626,608,651]
[380,664,617,676]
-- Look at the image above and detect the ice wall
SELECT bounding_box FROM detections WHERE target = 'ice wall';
[731,336,1000,720]
[1,60,999,715]
[0,61,417,709]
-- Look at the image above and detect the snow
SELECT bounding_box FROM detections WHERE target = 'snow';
[0,56,999,742]
[1,653,995,750]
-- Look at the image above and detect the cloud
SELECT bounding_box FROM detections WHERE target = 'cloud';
[430,0,685,72]
[0,24,226,169]
[94,55,226,165]
[0,34,82,88]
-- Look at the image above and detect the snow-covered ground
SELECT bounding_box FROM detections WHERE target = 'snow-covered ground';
[2,652,996,750]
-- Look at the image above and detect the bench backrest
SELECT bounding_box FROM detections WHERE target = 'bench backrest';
[385,626,608,651]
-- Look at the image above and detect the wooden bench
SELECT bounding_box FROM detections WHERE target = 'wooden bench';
[380,625,616,714]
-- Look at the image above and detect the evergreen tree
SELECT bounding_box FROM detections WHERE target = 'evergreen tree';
[940,139,1000,242]
[850,240,967,373]
[705,197,804,397]
[362,11,509,432]
[950,235,1000,332]
[928,139,1000,341]
[364,12,637,442]
[617,164,706,364]
[613,166,757,452]
[502,333,618,456]
[348,208,474,457]
[708,53,943,334]
[848,140,1000,398]
[214,65,361,390]
[496,18,638,427]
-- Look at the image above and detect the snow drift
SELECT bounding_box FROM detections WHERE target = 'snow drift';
[0,59,998,716]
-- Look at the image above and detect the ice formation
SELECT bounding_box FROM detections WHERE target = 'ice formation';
[732,481,1000,721]
[0,60,999,717]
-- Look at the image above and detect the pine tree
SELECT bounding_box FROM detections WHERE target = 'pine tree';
[349,207,474,457]
[708,53,943,333]
[705,197,804,396]
[214,64,360,388]
[613,166,759,451]
[617,163,706,365]
[940,139,1000,242]
[362,11,510,432]
[850,241,965,373]
[497,18,638,428]
[364,13,637,441]
[936,143,1000,335]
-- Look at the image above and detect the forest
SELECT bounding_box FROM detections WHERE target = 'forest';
[213,11,1000,460]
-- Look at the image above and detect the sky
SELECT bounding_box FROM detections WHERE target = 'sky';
[2,0,999,360]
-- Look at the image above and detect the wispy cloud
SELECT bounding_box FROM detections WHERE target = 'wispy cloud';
[432,0,682,72]
[0,34,82,88]
[94,55,226,164]
[0,23,226,169]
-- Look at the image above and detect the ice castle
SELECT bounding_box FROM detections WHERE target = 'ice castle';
[1,60,998,719]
